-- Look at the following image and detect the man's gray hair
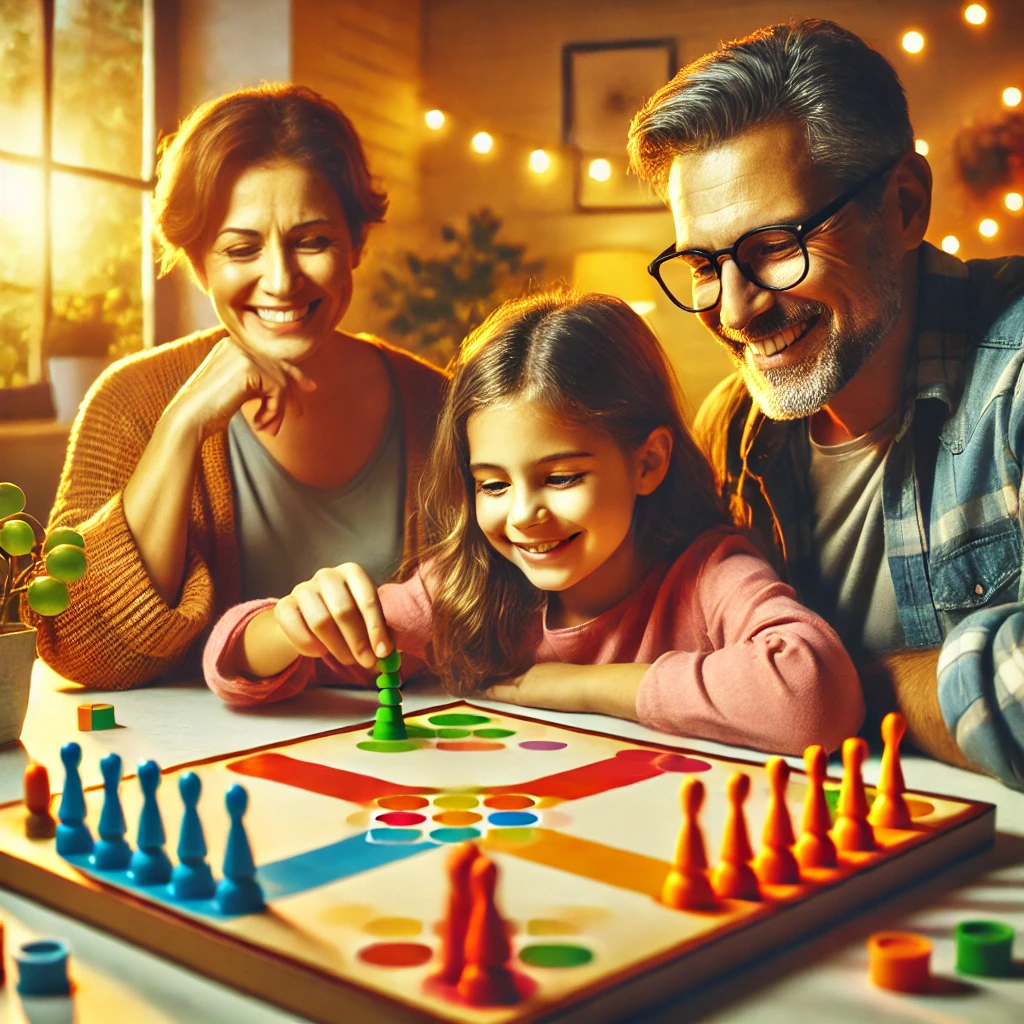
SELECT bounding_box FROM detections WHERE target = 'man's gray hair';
[628,19,913,198]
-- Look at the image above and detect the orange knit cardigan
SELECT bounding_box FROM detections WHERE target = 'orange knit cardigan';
[28,327,447,689]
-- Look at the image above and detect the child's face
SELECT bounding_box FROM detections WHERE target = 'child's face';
[467,398,664,621]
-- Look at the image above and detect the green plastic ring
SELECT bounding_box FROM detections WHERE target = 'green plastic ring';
[375,672,401,689]
[955,920,1015,977]
[376,650,402,673]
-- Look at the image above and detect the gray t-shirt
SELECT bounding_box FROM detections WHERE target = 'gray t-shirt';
[808,413,905,664]
[227,374,404,601]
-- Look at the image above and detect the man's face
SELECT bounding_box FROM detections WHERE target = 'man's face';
[667,122,903,420]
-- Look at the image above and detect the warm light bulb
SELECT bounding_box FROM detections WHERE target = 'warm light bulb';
[1003,87,1023,108]
[901,31,925,54]
[528,149,551,173]
[964,4,987,25]
[588,158,612,182]
[471,132,494,155]
[914,139,929,156]
[979,218,999,237]
[941,235,960,254]
[1006,192,1024,212]
[424,109,445,131]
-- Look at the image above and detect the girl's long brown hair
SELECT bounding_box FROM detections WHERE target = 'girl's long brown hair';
[413,290,729,693]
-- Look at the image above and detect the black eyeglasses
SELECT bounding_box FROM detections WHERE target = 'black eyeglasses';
[647,156,903,313]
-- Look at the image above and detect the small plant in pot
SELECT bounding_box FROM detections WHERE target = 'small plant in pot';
[0,482,87,746]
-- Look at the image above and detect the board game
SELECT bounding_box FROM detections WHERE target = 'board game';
[0,702,996,1024]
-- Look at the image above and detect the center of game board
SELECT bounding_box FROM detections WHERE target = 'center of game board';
[356,712,567,755]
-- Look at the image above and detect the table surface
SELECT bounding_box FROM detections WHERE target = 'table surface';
[0,662,1021,1024]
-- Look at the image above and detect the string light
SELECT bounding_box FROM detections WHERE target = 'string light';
[1003,87,1022,107]
[941,235,961,254]
[914,139,929,156]
[1006,192,1024,212]
[588,158,612,182]
[471,132,494,155]
[424,109,445,131]
[901,31,925,54]
[979,218,999,237]
[528,149,551,173]
[964,4,987,25]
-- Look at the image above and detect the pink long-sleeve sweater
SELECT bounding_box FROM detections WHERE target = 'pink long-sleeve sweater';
[203,528,863,755]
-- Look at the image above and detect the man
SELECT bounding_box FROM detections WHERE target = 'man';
[628,18,1024,787]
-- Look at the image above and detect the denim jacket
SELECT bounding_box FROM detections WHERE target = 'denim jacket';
[694,242,1024,788]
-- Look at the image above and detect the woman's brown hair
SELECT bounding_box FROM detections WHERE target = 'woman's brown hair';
[152,83,387,276]
[416,289,730,693]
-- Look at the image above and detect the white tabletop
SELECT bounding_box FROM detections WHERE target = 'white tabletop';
[0,662,1021,1024]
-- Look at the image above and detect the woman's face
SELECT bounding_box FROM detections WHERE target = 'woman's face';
[199,159,356,362]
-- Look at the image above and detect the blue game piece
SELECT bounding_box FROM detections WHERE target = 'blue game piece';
[91,753,131,870]
[128,759,172,885]
[56,742,93,856]
[215,784,264,914]
[15,938,71,996]
[170,772,215,900]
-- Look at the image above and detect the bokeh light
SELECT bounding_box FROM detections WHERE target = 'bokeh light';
[1006,192,1024,212]
[424,109,445,131]
[964,4,987,25]
[979,218,999,238]
[528,149,551,173]
[588,158,612,182]
[470,132,494,155]
[1003,87,1023,108]
[901,31,925,54]
[941,235,961,254]
[914,139,929,156]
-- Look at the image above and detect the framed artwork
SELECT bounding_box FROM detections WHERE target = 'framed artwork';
[562,38,678,213]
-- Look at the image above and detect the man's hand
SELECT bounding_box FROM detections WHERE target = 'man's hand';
[860,648,971,769]
[485,662,646,720]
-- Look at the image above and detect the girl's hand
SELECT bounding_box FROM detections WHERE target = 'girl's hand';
[273,563,392,670]
[485,662,645,720]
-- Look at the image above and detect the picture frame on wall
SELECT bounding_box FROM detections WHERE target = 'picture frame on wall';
[562,38,678,213]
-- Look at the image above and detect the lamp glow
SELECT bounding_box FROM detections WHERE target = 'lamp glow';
[1006,192,1024,212]
[940,235,960,254]
[914,139,929,156]
[424,109,445,131]
[529,149,551,173]
[901,31,925,54]
[1003,87,1023,108]
[471,132,494,155]
[979,218,999,238]
[964,4,987,25]
[588,158,612,182]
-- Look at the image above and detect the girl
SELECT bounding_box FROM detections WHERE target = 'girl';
[204,291,863,755]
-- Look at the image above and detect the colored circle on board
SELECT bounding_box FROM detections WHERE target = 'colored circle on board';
[403,725,437,738]
[488,811,539,827]
[377,795,429,811]
[654,752,712,773]
[484,794,535,810]
[430,826,482,844]
[376,811,426,827]
[357,740,421,754]
[488,827,537,844]
[363,917,422,938]
[475,728,515,738]
[428,713,491,726]
[519,943,593,968]
[367,828,422,844]
[437,741,504,752]
[519,740,567,751]
[615,748,660,761]
[433,810,482,826]
[358,942,433,967]
[436,728,471,739]
[433,794,479,809]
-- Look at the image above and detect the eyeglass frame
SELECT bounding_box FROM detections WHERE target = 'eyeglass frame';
[647,154,905,313]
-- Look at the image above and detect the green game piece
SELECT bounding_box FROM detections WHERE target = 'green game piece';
[379,688,403,707]
[375,672,402,689]
[955,920,1015,977]
[372,721,408,741]
[89,704,116,730]
[374,706,404,726]
[377,650,402,673]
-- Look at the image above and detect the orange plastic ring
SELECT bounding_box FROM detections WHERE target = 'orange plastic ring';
[867,931,932,993]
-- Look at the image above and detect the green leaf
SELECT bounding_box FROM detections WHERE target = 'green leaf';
[43,527,86,554]
[0,519,34,556]
[27,576,70,617]
[0,483,26,519]
[45,544,87,583]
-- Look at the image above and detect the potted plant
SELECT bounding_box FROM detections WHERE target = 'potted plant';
[0,482,87,746]
[45,292,118,423]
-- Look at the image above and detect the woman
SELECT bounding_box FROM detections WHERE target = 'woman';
[30,83,446,688]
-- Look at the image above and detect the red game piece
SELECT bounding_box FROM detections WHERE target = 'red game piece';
[794,745,837,869]
[754,757,800,885]
[23,763,56,840]
[457,854,520,1006]
[867,712,912,830]
[661,778,717,910]
[831,737,876,853]
[711,773,760,901]
[432,842,481,985]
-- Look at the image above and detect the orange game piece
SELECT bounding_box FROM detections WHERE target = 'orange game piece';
[867,931,933,993]
[753,758,800,885]
[831,737,876,853]
[794,745,837,870]
[23,762,56,840]
[457,854,520,1006]
[867,712,912,830]
[661,778,717,910]
[432,842,481,985]
[710,773,760,901]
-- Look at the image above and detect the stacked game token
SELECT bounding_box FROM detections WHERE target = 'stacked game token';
[372,649,407,740]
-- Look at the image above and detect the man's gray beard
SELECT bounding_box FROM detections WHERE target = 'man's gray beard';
[740,247,904,422]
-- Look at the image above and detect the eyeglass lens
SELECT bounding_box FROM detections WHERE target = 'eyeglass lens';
[658,227,809,311]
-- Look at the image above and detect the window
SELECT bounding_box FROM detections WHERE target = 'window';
[0,0,154,389]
